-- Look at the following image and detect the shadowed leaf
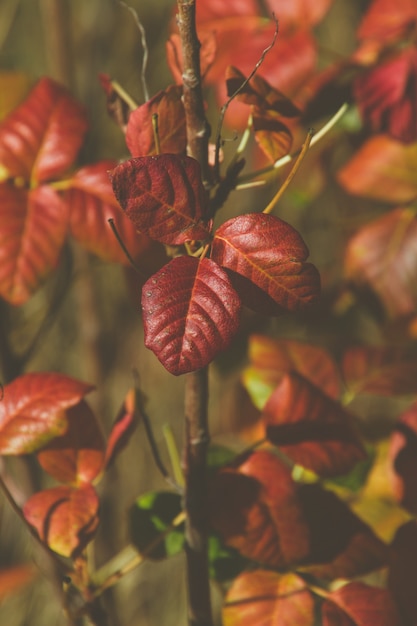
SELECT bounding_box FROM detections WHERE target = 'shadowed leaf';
[389,401,417,513]
[212,213,320,315]
[142,256,241,375]
[388,520,417,626]
[263,372,366,477]
[322,582,401,626]
[110,154,211,245]
[0,373,94,455]
[223,570,314,626]
[0,183,69,305]
[37,401,105,485]
[23,483,100,558]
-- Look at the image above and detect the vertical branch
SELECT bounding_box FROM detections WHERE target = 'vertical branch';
[176,0,211,186]
[183,368,212,626]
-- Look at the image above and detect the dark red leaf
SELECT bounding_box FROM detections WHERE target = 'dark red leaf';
[126,85,186,157]
[211,213,320,314]
[209,450,311,568]
[0,373,94,455]
[0,77,87,184]
[0,183,69,305]
[66,161,152,264]
[98,73,131,131]
[342,345,417,396]
[263,372,366,477]
[389,401,417,513]
[105,388,139,468]
[322,582,402,626]
[388,520,417,626]
[142,256,241,375]
[109,154,211,245]
[37,400,105,485]
[223,570,314,626]
[23,483,99,558]
[344,209,417,318]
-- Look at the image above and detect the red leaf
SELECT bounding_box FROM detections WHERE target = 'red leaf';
[265,0,334,30]
[23,483,99,558]
[211,213,320,314]
[322,583,401,626]
[37,401,105,485]
[388,520,417,625]
[243,334,340,410]
[0,373,94,455]
[342,345,417,396]
[66,161,151,264]
[344,208,417,318]
[126,85,186,157]
[223,570,314,626]
[0,183,69,305]
[337,137,417,204]
[109,154,211,245]
[105,388,139,468]
[196,0,258,22]
[263,372,366,477]
[0,77,87,184]
[142,256,241,375]
[209,451,311,568]
[357,0,417,44]
[98,73,131,131]
[389,401,417,513]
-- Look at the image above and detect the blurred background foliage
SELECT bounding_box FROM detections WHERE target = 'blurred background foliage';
[0,0,397,624]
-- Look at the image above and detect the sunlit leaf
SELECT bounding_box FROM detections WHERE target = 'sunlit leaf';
[389,401,417,513]
[223,570,314,626]
[126,85,186,157]
[0,373,94,455]
[388,521,417,626]
[322,582,401,626]
[142,256,241,375]
[242,334,340,410]
[37,401,105,485]
[66,161,151,264]
[110,154,211,245]
[23,483,100,558]
[212,213,320,314]
[342,345,417,396]
[263,372,366,477]
[0,183,69,305]
[345,208,417,318]
[253,112,293,162]
[105,388,140,468]
[0,77,87,184]
[208,451,311,568]
[338,137,417,204]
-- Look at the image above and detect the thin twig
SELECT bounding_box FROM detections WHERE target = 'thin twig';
[118,0,150,101]
[263,128,314,214]
[237,102,349,186]
[214,15,279,179]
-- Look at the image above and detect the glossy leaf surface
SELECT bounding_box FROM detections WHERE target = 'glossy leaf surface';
[66,161,151,264]
[0,183,69,305]
[142,256,241,375]
[0,77,87,184]
[342,345,417,397]
[322,582,401,626]
[0,373,93,455]
[23,483,99,558]
[212,213,320,314]
[345,209,417,318]
[110,154,210,245]
[126,85,186,157]
[242,334,340,410]
[223,570,314,626]
[37,401,105,485]
[263,372,366,477]
[105,388,139,469]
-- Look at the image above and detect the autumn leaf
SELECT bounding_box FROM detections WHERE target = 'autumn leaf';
[23,483,99,558]
[37,401,105,485]
[389,401,417,513]
[322,582,401,626]
[0,373,94,455]
[110,154,211,245]
[212,213,320,314]
[262,372,366,477]
[223,570,314,626]
[142,256,241,375]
